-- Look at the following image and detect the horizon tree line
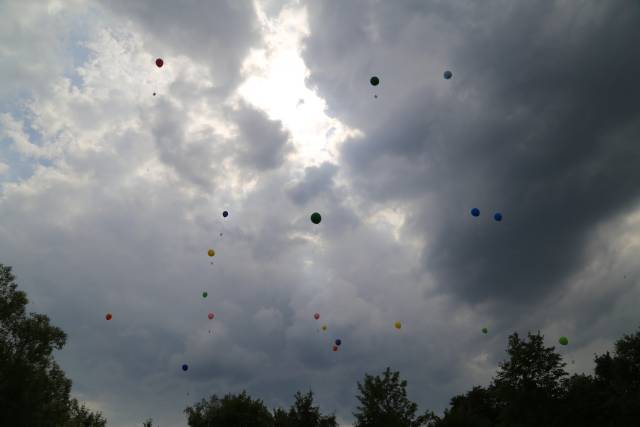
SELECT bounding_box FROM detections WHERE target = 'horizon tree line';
[2,263,639,426]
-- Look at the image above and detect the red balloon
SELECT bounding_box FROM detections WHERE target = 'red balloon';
[332,345,338,352]
[105,313,112,321]
[155,58,164,68]
[208,312,214,320]
[314,313,320,320]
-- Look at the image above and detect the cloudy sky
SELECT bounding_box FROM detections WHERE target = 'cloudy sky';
[1,0,640,425]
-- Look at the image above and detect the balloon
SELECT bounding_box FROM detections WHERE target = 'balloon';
[335,339,342,346]
[310,212,322,224]
[471,208,480,217]
[332,345,338,352]
[482,327,488,334]
[202,291,208,298]
[321,324,327,331]
[314,313,320,320]
[394,321,402,329]
[105,313,112,321]
[494,212,503,222]
[559,336,569,346]
[153,92,156,96]
[156,58,164,68]
[223,211,229,218]
[370,76,380,86]
[182,364,188,371]
[207,249,215,257]
[444,70,452,80]
[208,312,214,320]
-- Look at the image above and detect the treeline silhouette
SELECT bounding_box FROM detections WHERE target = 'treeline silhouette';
[2,263,639,426]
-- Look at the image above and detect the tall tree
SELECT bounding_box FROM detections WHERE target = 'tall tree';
[491,332,567,427]
[591,328,640,425]
[353,367,434,427]
[0,263,106,427]
[184,391,273,427]
[273,390,338,427]
[436,386,497,427]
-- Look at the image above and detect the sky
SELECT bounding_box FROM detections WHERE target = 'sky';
[1,0,640,425]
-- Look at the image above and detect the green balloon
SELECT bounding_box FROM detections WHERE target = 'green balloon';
[310,212,322,224]
[559,336,569,346]
[482,327,488,334]
[202,292,208,298]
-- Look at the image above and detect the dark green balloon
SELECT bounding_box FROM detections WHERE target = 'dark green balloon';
[559,336,569,346]
[310,212,322,224]
[482,327,488,334]
[370,76,380,86]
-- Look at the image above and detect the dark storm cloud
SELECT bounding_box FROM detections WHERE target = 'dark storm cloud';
[286,162,338,206]
[103,0,260,92]
[230,103,293,171]
[151,100,224,189]
[304,0,640,305]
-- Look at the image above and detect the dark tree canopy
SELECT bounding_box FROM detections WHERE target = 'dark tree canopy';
[493,332,567,396]
[434,329,640,427]
[353,367,434,427]
[0,263,106,427]
[65,398,107,427]
[273,390,338,427]
[436,386,497,427]
[184,391,274,427]
[491,332,567,426]
[590,328,640,425]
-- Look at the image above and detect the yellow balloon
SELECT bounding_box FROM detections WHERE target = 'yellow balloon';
[207,249,215,257]
[394,321,402,329]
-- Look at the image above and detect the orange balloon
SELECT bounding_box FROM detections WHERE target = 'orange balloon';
[105,313,112,321]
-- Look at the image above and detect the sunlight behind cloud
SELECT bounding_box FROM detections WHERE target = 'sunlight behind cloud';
[238,3,361,169]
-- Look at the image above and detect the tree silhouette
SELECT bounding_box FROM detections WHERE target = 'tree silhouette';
[434,329,640,426]
[0,263,106,427]
[353,367,435,427]
[65,398,107,427]
[590,328,640,425]
[436,386,497,427]
[273,407,291,427]
[273,390,338,427]
[184,391,273,427]
[491,332,567,426]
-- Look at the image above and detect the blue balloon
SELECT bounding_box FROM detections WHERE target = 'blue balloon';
[471,208,480,217]
[335,339,342,346]
[494,212,503,222]
[444,70,453,80]
[182,364,188,371]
